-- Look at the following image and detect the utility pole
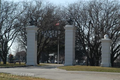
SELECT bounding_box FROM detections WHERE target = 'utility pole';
[57,34,59,64]
[55,21,60,64]
[0,0,1,22]
[0,0,2,18]
[0,0,1,64]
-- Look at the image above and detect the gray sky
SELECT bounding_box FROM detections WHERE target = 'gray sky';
[7,0,89,5]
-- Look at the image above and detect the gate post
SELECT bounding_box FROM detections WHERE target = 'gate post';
[26,26,38,66]
[101,34,111,67]
[64,25,76,66]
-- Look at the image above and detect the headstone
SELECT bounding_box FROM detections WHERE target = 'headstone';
[64,25,76,66]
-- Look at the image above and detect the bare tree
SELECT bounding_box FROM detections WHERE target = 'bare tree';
[66,0,120,66]
[0,1,25,64]
[17,1,65,64]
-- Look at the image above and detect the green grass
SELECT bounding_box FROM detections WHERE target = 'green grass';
[0,62,47,68]
[38,63,48,66]
[0,63,50,80]
[0,73,50,80]
[59,65,120,73]
[0,62,26,68]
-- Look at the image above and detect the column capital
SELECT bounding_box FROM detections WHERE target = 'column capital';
[64,25,76,30]
[101,38,112,43]
[26,26,38,31]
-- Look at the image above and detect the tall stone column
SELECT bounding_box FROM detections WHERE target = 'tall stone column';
[26,26,38,66]
[101,34,111,67]
[64,25,76,66]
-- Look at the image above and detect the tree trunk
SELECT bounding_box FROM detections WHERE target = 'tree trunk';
[111,53,114,67]
[95,56,100,66]
[111,57,114,67]
[37,53,40,64]
[111,61,113,67]
[95,60,99,66]
[86,55,89,66]
[2,50,7,64]
[89,58,95,66]
[3,58,7,64]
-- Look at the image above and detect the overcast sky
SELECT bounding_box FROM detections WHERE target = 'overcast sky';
[6,0,90,5]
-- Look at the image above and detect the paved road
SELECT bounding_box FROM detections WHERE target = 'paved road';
[0,64,120,80]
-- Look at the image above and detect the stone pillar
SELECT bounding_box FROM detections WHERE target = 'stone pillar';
[26,26,38,66]
[64,25,76,66]
[101,34,111,67]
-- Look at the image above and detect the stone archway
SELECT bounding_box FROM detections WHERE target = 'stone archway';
[26,25,111,67]
[26,24,76,66]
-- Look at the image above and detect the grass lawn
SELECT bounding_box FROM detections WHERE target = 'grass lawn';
[0,62,47,68]
[0,62,26,68]
[0,63,50,80]
[59,65,120,73]
[0,73,50,80]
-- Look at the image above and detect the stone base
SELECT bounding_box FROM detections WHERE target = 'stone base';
[64,60,75,66]
[101,63,111,67]
[64,63,75,66]
[26,63,37,66]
